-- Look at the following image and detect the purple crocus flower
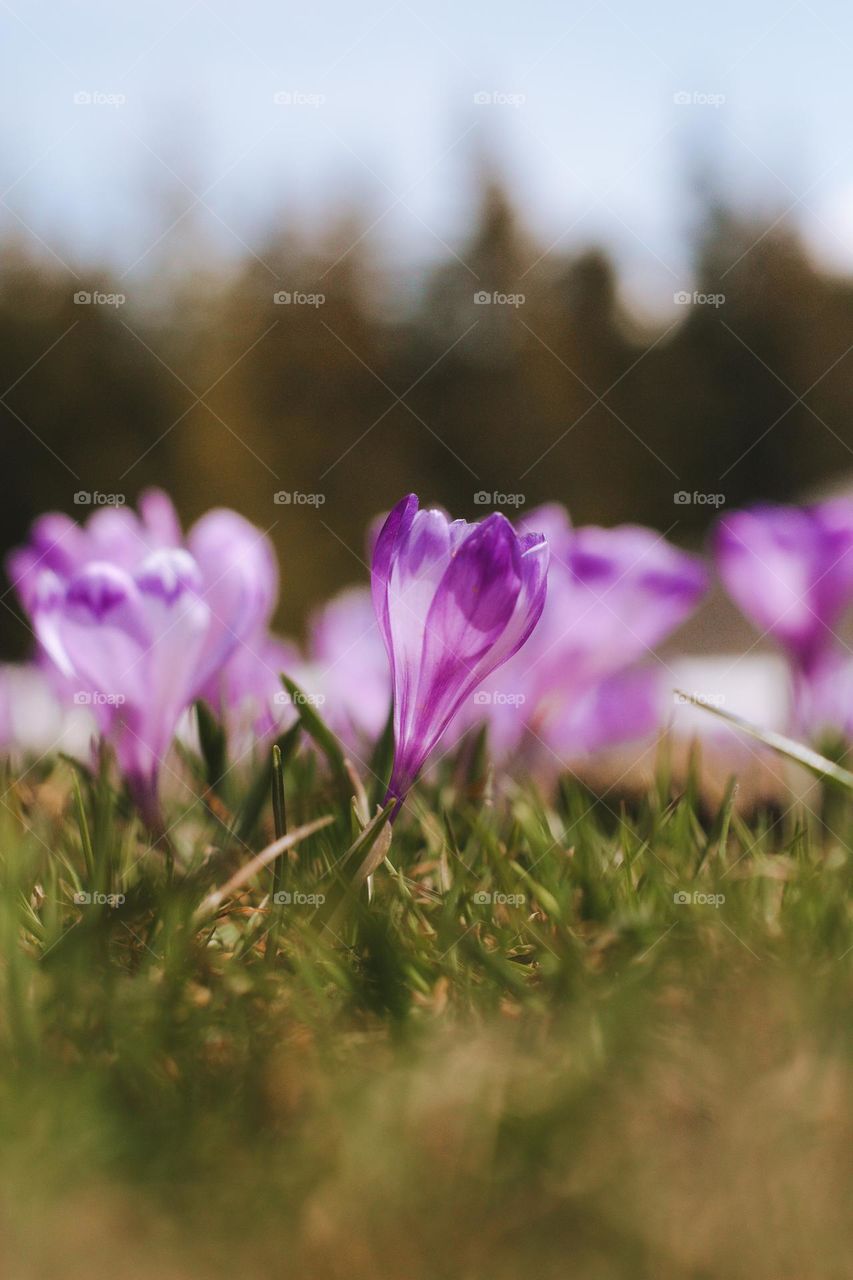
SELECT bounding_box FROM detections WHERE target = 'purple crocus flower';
[801,650,853,743]
[208,587,391,759]
[545,665,664,757]
[464,504,708,765]
[528,514,709,698]
[7,489,182,610]
[304,586,391,748]
[187,506,279,699]
[714,501,853,674]
[8,491,279,825]
[30,553,214,824]
[210,632,302,750]
[371,494,549,812]
[714,500,853,730]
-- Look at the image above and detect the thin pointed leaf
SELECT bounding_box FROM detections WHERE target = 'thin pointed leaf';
[280,675,350,796]
[695,773,738,875]
[267,743,288,963]
[271,744,286,840]
[195,700,227,795]
[338,802,395,884]
[233,721,301,845]
[71,770,95,879]
[316,802,395,929]
[675,689,853,793]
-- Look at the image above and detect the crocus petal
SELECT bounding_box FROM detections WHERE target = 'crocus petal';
[6,495,181,614]
[210,633,302,748]
[29,570,77,679]
[516,523,706,711]
[38,554,211,821]
[559,524,708,678]
[544,665,663,757]
[417,526,548,758]
[715,501,853,671]
[382,504,453,677]
[84,507,154,569]
[29,512,86,568]
[139,487,183,547]
[130,550,213,764]
[47,562,151,740]
[187,509,279,685]
[466,509,707,775]
[307,585,391,745]
[370,494,418,630]
[518,502,573,555]
[5,513,86,610]
[799,650,853,742]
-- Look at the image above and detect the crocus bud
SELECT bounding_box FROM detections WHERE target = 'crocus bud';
[371,494,549,812]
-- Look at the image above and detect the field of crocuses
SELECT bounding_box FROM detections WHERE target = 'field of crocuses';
[0,489,851,1279]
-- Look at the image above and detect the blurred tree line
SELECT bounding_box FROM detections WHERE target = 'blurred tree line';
[1,184,852,657]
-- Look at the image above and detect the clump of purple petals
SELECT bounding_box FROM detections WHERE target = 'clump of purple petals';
[7,490,278,827]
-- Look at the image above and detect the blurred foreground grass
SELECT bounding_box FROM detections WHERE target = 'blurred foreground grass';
[0,742,850,1279]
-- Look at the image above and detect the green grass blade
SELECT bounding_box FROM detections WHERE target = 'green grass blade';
[675,689,853,792]
[280,675,351,799]
[195,699,227,795]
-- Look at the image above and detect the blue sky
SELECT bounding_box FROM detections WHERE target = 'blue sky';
[1,0,851,307]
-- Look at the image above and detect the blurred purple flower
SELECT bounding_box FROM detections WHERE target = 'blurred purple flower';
[715,501,853,674]
[800,650,853,743]
[207,587,390,761]
[212,633,302,750]
[304,586,391,747]
[544,665,664,757]
[7,489,181,610]
[8,492,278,824]
[715,500,853,731]
[528,513,709,699]
[466,505,708,764]
[372,494,549,811]
[27,552,210,824]
[188,506,279,698]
